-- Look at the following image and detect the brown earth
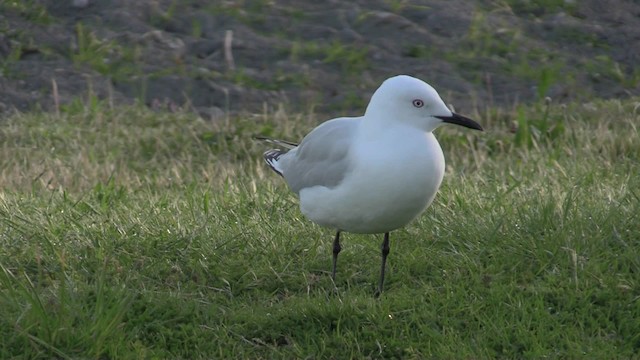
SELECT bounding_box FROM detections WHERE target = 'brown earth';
[1,0,639,118]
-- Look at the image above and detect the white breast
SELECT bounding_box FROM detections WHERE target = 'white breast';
[299,130,445,233]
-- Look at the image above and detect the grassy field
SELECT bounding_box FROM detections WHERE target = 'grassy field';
[0,97,639,358]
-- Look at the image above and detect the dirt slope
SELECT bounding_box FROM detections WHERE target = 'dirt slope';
[1,0,639,117]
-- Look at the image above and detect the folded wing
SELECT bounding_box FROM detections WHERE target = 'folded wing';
[277,117,359,194]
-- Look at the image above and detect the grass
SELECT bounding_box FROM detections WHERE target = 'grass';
[0,0,52,24]
[502,0,578,17]
[440,7,638,100]
[0,95,639,358]
[71,22,142,82]
[289,40,370,75]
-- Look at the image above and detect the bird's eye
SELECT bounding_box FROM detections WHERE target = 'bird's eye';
[412,99,424,108]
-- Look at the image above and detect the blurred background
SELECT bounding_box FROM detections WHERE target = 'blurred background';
[1,0,639,117]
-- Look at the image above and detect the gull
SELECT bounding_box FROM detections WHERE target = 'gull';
[259,75,483,296]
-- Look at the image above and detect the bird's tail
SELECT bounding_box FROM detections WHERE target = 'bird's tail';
[255,136,298,177]
[263,149,285,176]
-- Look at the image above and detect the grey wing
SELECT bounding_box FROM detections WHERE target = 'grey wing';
[278,117,359,194]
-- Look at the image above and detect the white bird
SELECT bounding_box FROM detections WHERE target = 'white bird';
[259,75,482,296]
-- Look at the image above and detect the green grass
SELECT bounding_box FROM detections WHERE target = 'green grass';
[0,0,52,24]
[289,40,370,75]
[444,8,634,100]
[0,97,639,358]
[503,0,578,17]
[71,22,142,82]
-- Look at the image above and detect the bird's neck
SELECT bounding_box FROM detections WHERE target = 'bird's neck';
[359,116,431,141]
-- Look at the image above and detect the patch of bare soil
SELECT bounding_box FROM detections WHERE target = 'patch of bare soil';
[1,0,639,117]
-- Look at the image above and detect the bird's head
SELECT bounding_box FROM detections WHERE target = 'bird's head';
[365,75,483,133]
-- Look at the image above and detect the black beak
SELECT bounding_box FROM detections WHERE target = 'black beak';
[435,113,483,131]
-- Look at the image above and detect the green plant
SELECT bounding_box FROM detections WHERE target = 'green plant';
[0,0,52,24]
[71,22,114,74]
[290,40,369,75]
[0,41,22,77]
[508,55,566,99]
[512,100,566,149]
[323,41,369,74]
[191,18,203,38]
[503,0,578,17]
[465,11,520,58]
[149,0,180,27]
[70,22,141,82]
[584,55,640,88]
[383,0,430,13]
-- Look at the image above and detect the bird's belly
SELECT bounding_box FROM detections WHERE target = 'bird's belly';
[338,159,442,233]
[299,135,445,233]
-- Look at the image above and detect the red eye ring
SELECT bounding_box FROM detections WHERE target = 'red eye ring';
[412,99,424,108]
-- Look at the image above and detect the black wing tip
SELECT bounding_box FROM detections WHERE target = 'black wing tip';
[263,149,284,177]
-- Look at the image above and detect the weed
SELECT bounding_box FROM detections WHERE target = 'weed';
[70,23,141,82]
[226,68,309,91]
[0,0,52,24]
[0,41,22,78]
[191,18,203,38]
[550,26,609,49]
[453,10,580,100]
[465,11,520,58]
[290,40,369,75]
[584,55,640,88]
[383,0,430,13]
[503,0,578,17]
[149,0,180,28]
[71,22,114,74]
[324,41,369,74]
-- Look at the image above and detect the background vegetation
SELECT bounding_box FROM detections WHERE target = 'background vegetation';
[1,0,639,115]
[1,0,639,358]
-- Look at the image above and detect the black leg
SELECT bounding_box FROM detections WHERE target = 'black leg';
[331,230,341,282]
[375,232,390,297]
